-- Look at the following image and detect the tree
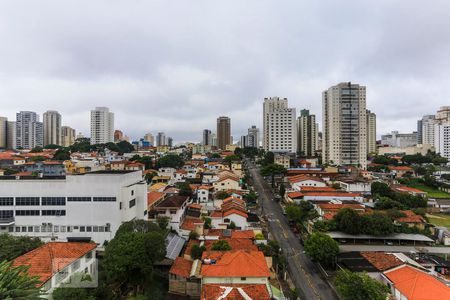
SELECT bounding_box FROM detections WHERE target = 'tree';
[334,270,389,300]
[215,191,230,200]
[156,216,169,230]
[279,183,286,198]
[210,153,221,159]
[361,213,394,236]
[53,288,95,300]
[260,163,286,187]
[191,244,206,260]
[304,233,339,267]
[114,219,162,236]
[30,146,43,153]
[211,240,232,251]
[176,182,193,197]
[156,154,184,168]
[52,148,71,161]
[103,230,166,296]
[224,154,240,168]
[334,208,362,234]
[43,144,60,149]
[116,140,135,154]
[203,217,212,229]
[285,205,302,223]
[0,260,43,299]
[371,182,392,197]
[0,234,43,261]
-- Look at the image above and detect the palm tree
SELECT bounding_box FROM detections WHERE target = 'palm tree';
[0,260,43,300]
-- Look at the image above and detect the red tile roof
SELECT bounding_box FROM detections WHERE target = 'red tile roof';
[147,192,164,206]
[201,284,270,300]
[397,210,425,224]
[169,257,193,278]
[13,242,96,286]
[181,218,204,231]
[206,229,254,239]
[360,252,403,271]
[300,186,337,192]
[388,166,413,171]
[395,186,426,194]
[201,250,270,278]
[287,175,325,184]
[223,209,248,219]
[318,203,366,210]
[384,265,450,300]
[287,191,304,199]
[303,192,361,197]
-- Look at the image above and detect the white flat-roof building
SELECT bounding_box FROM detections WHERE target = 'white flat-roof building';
[0,170,147,244]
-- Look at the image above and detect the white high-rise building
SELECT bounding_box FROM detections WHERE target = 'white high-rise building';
[263,97,297,153]
[61,126,76,147]
[435,124,450,160]
[421,115,437,146]
[298,109,318,157]
[322,82,367,169]
[43,110,62,146]
[16,111,43,149]
[247,125,260,148]
[366,110,377,154]
[90,107,114,145]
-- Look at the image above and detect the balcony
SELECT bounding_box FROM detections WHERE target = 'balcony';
[0,217,15,226]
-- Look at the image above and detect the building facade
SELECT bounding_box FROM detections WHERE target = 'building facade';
[43,110,62,146]
[322,82,367,168]
[16,111,43,149]
[0,117,7,149]
[434,124,450,160]
[216,116,231,150]
[421,115,437,146]
[263,97,297,153]
[381,131,418,148]
[114,130,123,142]
[202,129,211,146]
[298,109,318,157]
[366,110,377,154]
[90,107,114,145]
[0,171,147,243]
[156,132,166,146]
[61,126,76,147]
[247,125,259,148]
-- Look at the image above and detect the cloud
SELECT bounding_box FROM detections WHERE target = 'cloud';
[0,0,450,142]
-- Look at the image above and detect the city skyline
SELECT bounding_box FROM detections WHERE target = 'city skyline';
[1,1,450,141]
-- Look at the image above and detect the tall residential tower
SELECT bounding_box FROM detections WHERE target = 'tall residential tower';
[16,111,43,149]
[90,107,114,145]
[43,110,62,146]
[297,109,318,157]
[217,116,231,150]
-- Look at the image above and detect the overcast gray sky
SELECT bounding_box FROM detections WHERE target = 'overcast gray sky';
[1,0,450,143]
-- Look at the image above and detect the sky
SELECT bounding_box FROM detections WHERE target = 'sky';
[1,0,450,143]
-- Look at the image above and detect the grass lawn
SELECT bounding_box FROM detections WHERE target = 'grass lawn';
[427,213,450,229]
[408,184,450,199]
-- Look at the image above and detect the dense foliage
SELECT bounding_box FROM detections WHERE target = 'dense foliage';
[0,234,43,261]
[334,270,390,300]
[372,182,427,209]
[304,233,339,267]
[211,240,232,251]
[156,154,184,169]
[0,260,43,299]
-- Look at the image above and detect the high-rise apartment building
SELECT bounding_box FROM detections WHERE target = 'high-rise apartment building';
[202,129,212,146]
[263,97,297,153]
[61,126,76,147]
[247,125,260,148]
[322,82,367,168]
[167,137,173,148]
[6,121,16,150]
[156,132,166,146]
[240,135,248,148]
[0,117,7,149]
[298,109,318,157]
[16,111,43,149]
[43,110,62,146]
[90,107,114,145]
[366,110,377,154]
[421,115,437,146]
[144,133,154,146]
[114,130,123,142]
[217,116,231,150]
[210,133,217,147]
[435,124,450,160]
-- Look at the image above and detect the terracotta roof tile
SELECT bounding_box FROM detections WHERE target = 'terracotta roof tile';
[201,250,270,278]
[147,191,164,206]
[383,265,450,299]
[169,257,193,278]
[13,242,96,286]
[360,252,403,271]
[201,284,270,300]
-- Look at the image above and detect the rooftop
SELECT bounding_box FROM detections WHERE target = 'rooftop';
[201,284,270,300]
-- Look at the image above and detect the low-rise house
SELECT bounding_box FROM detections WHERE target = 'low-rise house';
[429,199,450,212]
[110,160,127,171]
[147,191,165,212]
[303,191,364,202]
[335,179,371,193]
[169,257,201,297]
[382,265,450,300]
[395,210,426,230]
[197,185,213,203]
[287,175,327,191]
[388,166,415,178]
[158,167,176,178]
[201,284,271,300]
[274,154,290,169]
[150,195,191,233]
[125,162,145,171]
[213,174,240,192]
[314,203,368,220]
[393,186,427,198]
[13,242,97,296]
[201,250,271,290]
[22,161,66,176]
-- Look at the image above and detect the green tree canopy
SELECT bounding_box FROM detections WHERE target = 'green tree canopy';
[176,182,193,197]
[156,154,184,169]
[52,148,71,161]
[30,146,44,153]
[304,233,339,267]
[190,244,206,260]
[215,191,230,200]
[334,270,389,300]
[43,144,61,149]
[211,240,232,251]
[334,208,362,234]
[0,260,43,299]
[0,234,43,261]
[260,163,286,187]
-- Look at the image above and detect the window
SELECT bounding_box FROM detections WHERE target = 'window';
[15,210,40,216]
[80,226,85,232]
[41,210,66,216]
[0,197,13,206]
[42,197,66,206]
[15,197,40,206]
[241,277,247,281]
[67,197,91,202]
[86,251,93,259]
[0,210,13,219]
[129,199,136,208]
[86,226,92,232]
[72,260,80,271]
[93,197,116,202]
[131,190,134,196]
[34,226,40,232]
[28,226,33,232]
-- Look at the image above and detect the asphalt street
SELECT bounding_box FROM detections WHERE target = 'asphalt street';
[246,159,339,300]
